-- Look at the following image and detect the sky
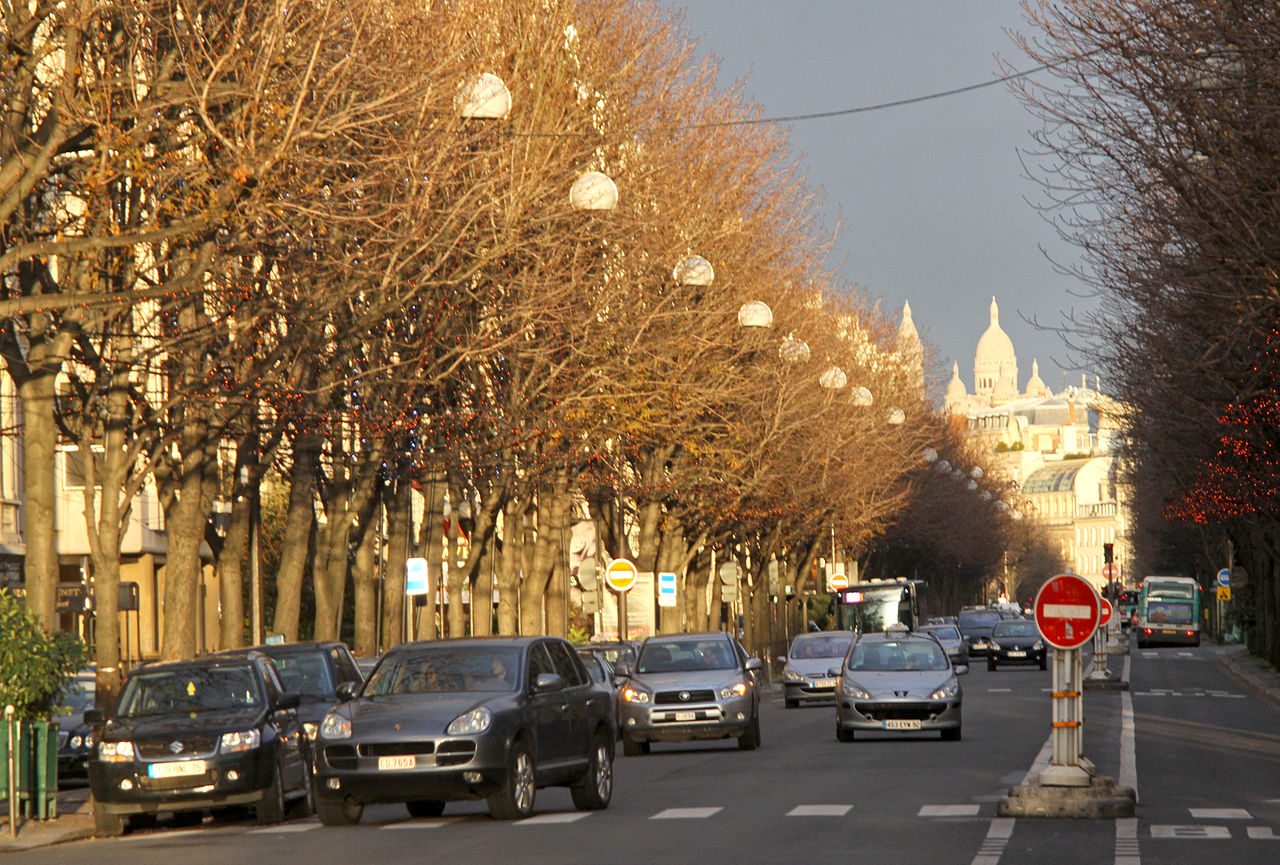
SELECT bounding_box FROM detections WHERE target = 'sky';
[667,1,1100,398]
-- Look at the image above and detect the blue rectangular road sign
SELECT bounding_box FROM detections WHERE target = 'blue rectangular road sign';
[405,557,430,595]
[658,572,677,607]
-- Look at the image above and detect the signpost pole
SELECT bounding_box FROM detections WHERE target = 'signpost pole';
[1034,574,1101,787]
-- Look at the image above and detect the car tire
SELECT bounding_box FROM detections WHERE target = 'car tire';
[487,741,536,820]
[784,698,799,709]
[288,762,315,819]
[570,731,614,811]
[1038,658,1048,671]
[737,715,761,751]
[621,734,649,756]
[836,723,854,743]
[256,767,287,825]
[406,800,446,818]
[93,801,126,837]
[987,659,997,671]
[317,796,363,826]
[942,726,962,742]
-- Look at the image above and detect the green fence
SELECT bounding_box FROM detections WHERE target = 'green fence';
[0,720,58,820]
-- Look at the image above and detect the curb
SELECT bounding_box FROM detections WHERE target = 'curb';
[1213,646,1280,714]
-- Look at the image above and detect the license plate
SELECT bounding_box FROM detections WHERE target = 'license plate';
[674,711,696,721]
[1161,629,1177,635]
[378,755,417,771]
[1008,650,1026,658]
[814,679,837,689]
[883,720,922,730]
[147,760,206,778]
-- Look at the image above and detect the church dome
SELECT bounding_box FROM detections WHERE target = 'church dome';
[992,362,1017,404]
[944,361,968,412]
[1025,358,1049,397]
[974,297,1017,395]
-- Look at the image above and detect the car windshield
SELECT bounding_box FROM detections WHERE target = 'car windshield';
[365,646,523,695]
[268,652,335,698]
[958,610,1001,629]
[922,625,961,640]
[789,633,854,659]
[116,665,262,717]
[992,621,1038,638]
[847,640,949,672]
[637,640,736,673]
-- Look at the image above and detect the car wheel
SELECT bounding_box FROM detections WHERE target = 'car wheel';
[170,809,204,827]
[317,796,363,826]
[987,658,997,671]
[942,726,962,742]
[406,800,446,818]
[835,723,854,742]
[784,698,799,709]
[256,766,287,825]
[288,762,315,819]
[737,715,760,751]
[93,801,126,837]
[622,734,649,756]
[570,731,614,811]
[1038,658,1048,671]
[488,740,536,820]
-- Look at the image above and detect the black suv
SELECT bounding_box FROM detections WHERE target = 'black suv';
[220,641,364,746]
[86,652,312,835]
[313,636,617,822]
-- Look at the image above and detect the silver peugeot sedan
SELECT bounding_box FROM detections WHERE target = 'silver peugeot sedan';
[615,633,763,755]
[831,624,965,742]
[780,631,855,708]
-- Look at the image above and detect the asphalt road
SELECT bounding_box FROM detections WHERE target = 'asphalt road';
[19,640,1280,865]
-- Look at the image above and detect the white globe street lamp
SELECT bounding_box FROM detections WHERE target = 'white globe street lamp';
[850,386,873,407]
[457,73,512,119]
[737,301,773,329]
[674,255,714,286]
[570,171,619,211]
[819,366,848,390]
[779,334,810,363]
[887,407,906,425]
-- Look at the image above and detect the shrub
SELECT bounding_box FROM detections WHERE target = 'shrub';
[0,589,90,720]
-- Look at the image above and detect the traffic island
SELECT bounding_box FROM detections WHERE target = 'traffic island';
[997,775,1136,818]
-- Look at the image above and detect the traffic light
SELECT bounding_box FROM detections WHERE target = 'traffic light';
[1103,542,1114,564]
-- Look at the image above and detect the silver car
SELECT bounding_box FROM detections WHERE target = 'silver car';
[780,631,854,708]
[615,633,763,755]
[917,624,970,670]
[832,625,965,742]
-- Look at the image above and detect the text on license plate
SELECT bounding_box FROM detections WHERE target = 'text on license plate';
[1008,650,1026,657]
[378,755,417,771]
[814,679,837,689]
[883,720,922,730]
[148,760,207,778]
[674,711,697,721]
[1161,629,1177,635]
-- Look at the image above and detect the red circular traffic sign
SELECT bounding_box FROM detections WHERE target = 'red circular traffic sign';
[1098,597,1113,627]
[604,558,637,593]
[1102,563,1118,580]
[830,573,848,590]
[1034,574,1101,650]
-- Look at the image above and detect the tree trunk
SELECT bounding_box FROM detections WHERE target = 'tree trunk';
[381,479,410,650]
[160,415,217,660]
[445,482,465,637]
[351,500,378,657]
[272,434,318,640]
[18,360,62,627]
[496,493,524,635]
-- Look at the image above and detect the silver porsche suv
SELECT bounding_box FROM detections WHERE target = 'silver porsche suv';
[614,633,763,755]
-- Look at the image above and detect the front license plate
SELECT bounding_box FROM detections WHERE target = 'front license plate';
[883,720,922,731]
[814,679,837,689]
[148,760,207,778]
[378,755,417,771]
[1008,650,1026,658]
[674,711,697,721]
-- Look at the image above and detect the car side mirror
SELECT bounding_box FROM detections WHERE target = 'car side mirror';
[335,681,360,702]
[954,665,969,676]
[273,691,301,711]
[84,708,105,725]
[533,673,565,693]
[827,667,842,678]
[776,655,788,664]
[613,662,632,679]
[744,658,764,673]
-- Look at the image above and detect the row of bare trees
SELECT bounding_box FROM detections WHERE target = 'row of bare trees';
[1010,0,1280,663]
[1,0,1026,689]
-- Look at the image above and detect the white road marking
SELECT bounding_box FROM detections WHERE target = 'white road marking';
[1246,826,1279,839]
[247,823,319,834]
[1142,652,1157,658]
[919,805,980,817]
[788,805,852,817]
[1189,808,1251,819]
[1150,825,1231,839]
[516,813,591,825]
[1024,735,1053,785]
[970,817,1014,865]
[988,688,1013,693]
[382,818,464,830]
[651,807,721,820]
[1115,817,1140,865]
[1120,657,1137,803]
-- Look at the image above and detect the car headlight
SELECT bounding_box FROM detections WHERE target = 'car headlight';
[98,741,135,762]
[783,668,804,682]
[930,679,959,699]
[719,681,749,699]
[622,685,651,703]
[446,706,492,736]
[220,729,261,753]
[303,722,318,741]
[320,712,352,740]
[989,640,1002,651]
[1032,640,1044,651]
[841,680,871,699]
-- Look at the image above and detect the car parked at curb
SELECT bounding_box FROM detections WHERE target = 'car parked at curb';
[56,669,98,783]
[987,619,1048,670]
[780,631,854,708]
[86,653,312,835]
[832,623,964,742]
[312,636,616,823]
[614,632,763,754]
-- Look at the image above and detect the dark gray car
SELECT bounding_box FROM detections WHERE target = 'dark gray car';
[313,637,616,822]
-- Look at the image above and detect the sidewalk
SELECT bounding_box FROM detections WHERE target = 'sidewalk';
[0,786,94,855]
[1212,642,1280,712]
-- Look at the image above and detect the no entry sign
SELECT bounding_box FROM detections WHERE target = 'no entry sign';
[1034,574,1101,650]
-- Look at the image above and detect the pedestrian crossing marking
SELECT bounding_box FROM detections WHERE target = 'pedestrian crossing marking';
[1246,826,1279,840]
[1189,808,1252,819]
[1151,825,1231,839]
[788,805,852,817]
[987,688,1012,693]
[382,817,463,830]
[919,805,980,817]
[516,813,591,825]
[651,807,722,820]
[247,823,319,834]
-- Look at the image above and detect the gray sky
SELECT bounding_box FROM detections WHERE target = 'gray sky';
[669,1,1098,397]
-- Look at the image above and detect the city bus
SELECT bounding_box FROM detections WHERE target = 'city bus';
[831,579,928,633]
[1135,575,1202,648]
